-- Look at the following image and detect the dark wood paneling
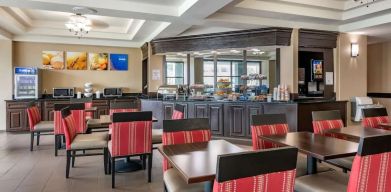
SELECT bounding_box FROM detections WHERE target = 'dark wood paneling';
[162,102,174,120]
[246,103,264,137]
[209,104,224,136]
[193,104,208,118]
[299,29,338,49]
[151,27,293,54]
[141,42,149,60]
[224,104,247,138]
[367,93,391,98]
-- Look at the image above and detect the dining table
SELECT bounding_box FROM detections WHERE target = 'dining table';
[158,139,245,192]
[259,132,359,175]
[326,125,391,142]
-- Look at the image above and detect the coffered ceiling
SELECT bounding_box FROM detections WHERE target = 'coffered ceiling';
[0,0,390,47]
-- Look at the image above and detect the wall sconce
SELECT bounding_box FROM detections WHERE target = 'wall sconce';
[351,43,359,57]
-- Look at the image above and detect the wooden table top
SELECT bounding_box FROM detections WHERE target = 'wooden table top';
[85,107,98,112]
[378,123,391,129]
[88,115,158,126]
[158,140,244,184]
[326,125,391,140]
[259,132,359,160]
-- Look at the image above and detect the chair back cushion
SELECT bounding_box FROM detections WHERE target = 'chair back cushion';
[162,118,211,171]
[70,97,93,119]
[61,107,77,150]
[54,103,86,134]
[214,147,298,192]
[110,111,152,157]
[26,104,41,131]
[172,104,185,119]
[362,116,389,129]
[109,108,139,130]
[347,134,391,192]
[250,114,288,150]
[84,102,94,119]
[312,120,344,134]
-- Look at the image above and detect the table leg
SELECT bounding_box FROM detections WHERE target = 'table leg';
[204,181,213,192]
[307,155,318,175]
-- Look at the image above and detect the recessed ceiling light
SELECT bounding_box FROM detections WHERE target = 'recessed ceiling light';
[230,50,240,53]
[251,48,260,52]
[211,51,217,54]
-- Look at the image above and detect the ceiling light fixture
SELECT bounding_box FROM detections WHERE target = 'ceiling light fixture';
[65,7,96,38]
[354,0,376,7]
[251,48,260,52]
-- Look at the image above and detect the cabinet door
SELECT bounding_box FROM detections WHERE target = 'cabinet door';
[97,106,109,117]
[7,109,27,132]
[162,103,174,120]
[194,104,208,118]
[208,104,223,136]
[225,104,247,138]
[246,104,263,137]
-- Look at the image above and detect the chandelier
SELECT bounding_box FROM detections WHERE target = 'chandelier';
[354,0,377,7]
[65,13,92,38]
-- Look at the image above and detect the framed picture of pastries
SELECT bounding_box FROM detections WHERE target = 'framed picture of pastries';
[66,52,87,70]
[88,53,108,70]
[42,51,64,70]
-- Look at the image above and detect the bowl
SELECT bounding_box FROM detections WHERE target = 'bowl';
[84,92,93,97]
[84,87,93,93]
[214,95,224,100]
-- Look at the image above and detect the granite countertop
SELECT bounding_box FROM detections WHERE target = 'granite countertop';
[140,98,347,104]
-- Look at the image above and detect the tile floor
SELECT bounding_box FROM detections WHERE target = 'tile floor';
[0,131,166,192]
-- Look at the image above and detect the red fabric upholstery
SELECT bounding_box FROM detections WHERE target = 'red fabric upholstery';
[362,116,389,129]
[54,110,86,135]
[171,110,184,120]
[347,152,391,192]
[26,106,41,131]
[213,169,296,192]
[162,130,211,171]
[109,121,152,157]
[85,102,94,119]
[312,120,344,134]
[108,108,139,131]
[251,124,289,150]
[62,115,77,150]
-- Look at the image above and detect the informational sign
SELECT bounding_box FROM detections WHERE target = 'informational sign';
[152,69,160,80]
[326,72,334,85]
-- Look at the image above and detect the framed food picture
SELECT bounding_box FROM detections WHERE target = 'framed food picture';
[89,53,108,70]
[66,52,87,70]
[42,51,64,70]
[110,54,128,71]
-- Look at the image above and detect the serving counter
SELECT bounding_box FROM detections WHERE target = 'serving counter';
[141,99,347,141]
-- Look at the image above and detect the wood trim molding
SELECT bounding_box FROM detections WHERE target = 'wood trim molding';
[150,27,293,54]
[299,29,339,49]
[141,42,148,60]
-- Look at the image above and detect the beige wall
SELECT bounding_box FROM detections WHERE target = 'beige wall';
[0,40,13,130]
[280,28,299,93]
[13,42,142,93]
[367,41,391,110]
[335,33,367,124]
[148,43,163,92]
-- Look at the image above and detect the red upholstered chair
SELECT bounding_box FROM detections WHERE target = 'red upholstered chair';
[162,118,211,192]
[108,102,139,133]
[70,97,94,120]
[61,107,109,178]
[171,104,185,120]
[362,107,389,129]
[251,114,330,177]
[214,147,298,192]
[312,110,344,136]
[251,114,289,150]
[295,134,391,192]
[107,111,153,188]
[312,110,353,172]
[26,102,54,151]
[53,103,87,156]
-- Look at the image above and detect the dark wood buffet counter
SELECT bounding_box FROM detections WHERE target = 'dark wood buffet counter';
[5,97,137,132]
[141,99,347,141]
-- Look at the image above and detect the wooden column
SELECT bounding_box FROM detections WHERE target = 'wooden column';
[187,54,191,86]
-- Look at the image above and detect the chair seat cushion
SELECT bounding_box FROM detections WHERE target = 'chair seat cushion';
[295,171,349,192]
[33,121,54,132]
[326,156,354,170]
[70,132,108,150]
[164,168,205,192]
[296,154,332,177]
[152,129,162,144]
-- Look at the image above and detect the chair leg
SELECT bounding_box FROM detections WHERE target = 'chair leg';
[111,157,116,188]
[148,153,152,183]
[66,150,71,178]
[164,182,168,192]
[54,135,59,156]
[36,132,40,146]
[103,148,108,175]
[108,153,112,174]
[71,151,76,167]
[30,132,34,151]
[142,155,147,170]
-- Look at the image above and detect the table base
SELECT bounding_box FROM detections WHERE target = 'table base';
[307,156,318,175]
[115,158,143,173]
